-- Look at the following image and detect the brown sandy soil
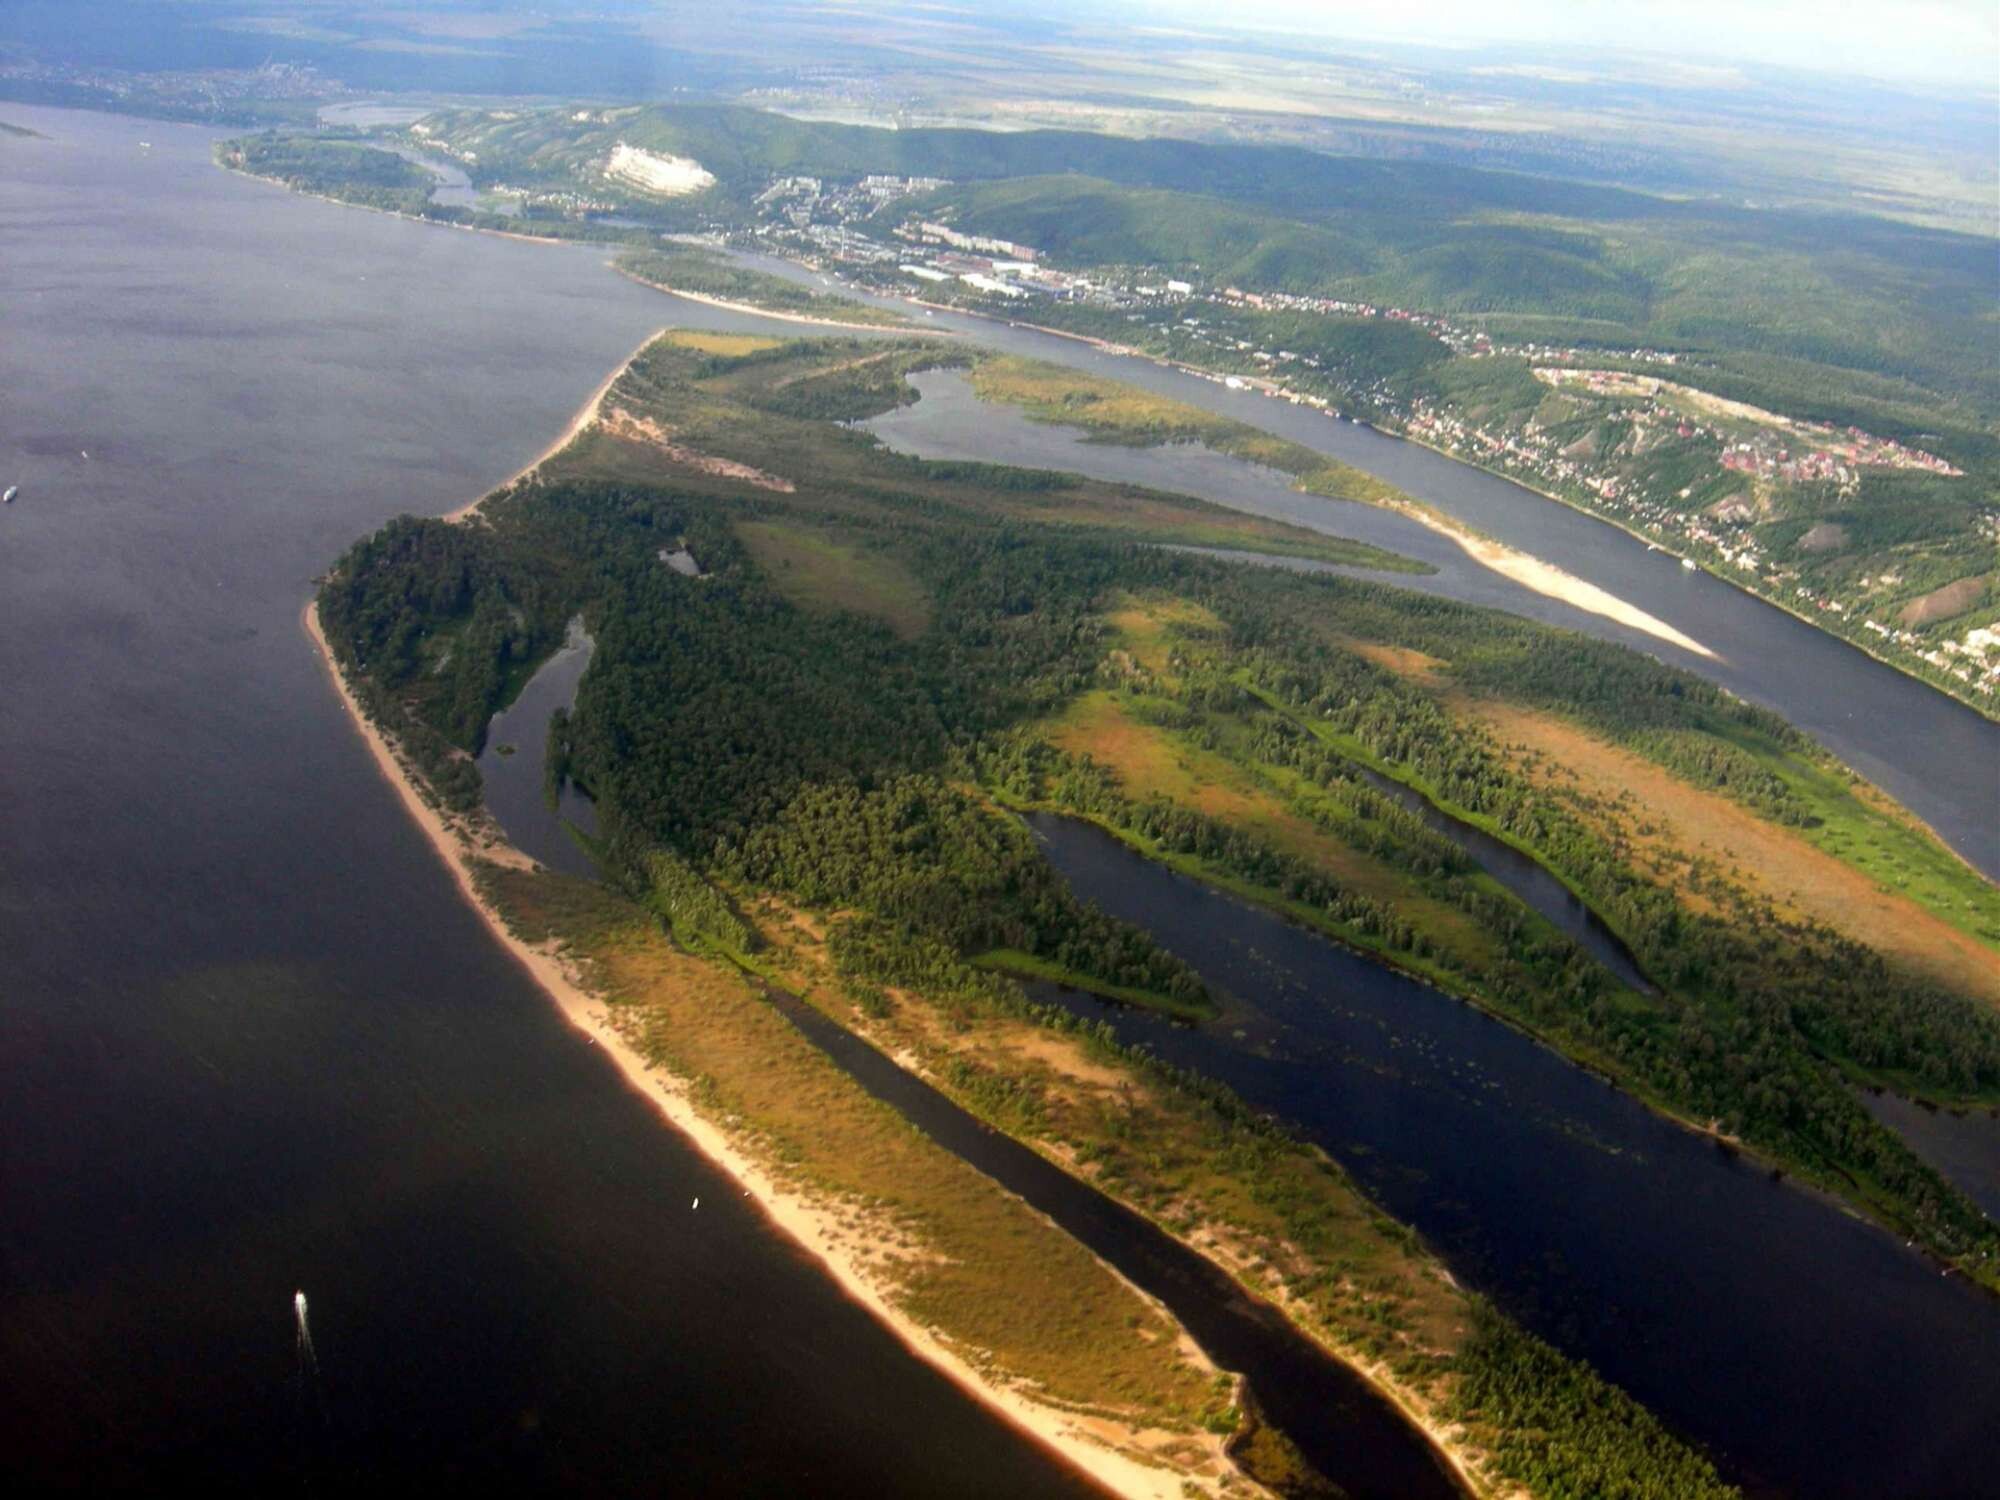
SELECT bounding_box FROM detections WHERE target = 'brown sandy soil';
[597,405,797,491]
[1333,638,1449,683]
[1466,699,2000,1010]
[1899,574,1988,626]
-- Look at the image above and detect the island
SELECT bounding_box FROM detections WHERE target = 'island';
[311,326,1998,1497]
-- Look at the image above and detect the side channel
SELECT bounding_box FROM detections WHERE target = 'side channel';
[1020,810,2000,1500]
[759,982,1466,1500]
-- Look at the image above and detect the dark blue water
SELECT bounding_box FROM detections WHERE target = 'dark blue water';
[0,105,1105,1496]
[1025,812,2000,1500]
[1342,762,1654,993]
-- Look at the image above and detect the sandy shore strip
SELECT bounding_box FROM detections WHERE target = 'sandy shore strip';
[1446,525,1715,657]
[894,297,1713,658]
[614,267,952,334]
[302,599,1243,1500]
[442,326,671,524]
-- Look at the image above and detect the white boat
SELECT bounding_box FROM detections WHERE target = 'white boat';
[3,486,16,504]
[1681,556,1697,570]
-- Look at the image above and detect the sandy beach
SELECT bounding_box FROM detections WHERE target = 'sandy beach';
[302,598,1248,1500]
[615,268,952,335]
[1446,525,1715,657]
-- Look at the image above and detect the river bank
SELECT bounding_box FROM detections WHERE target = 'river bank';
[876,288,1994,715]
[441,326,669,524]
[302,597,1260,1500]
[1383,422,2000,730]
[891,343,1713,658]
[611,264,940,334]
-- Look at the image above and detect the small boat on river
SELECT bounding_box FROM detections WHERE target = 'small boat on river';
[3,486,17,504]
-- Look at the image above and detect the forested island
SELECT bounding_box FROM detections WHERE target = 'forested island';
[318,328,1998,1498]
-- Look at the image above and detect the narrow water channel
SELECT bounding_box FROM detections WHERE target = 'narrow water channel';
[483,610,1464,1496]
[762,985,1466,1500]
[1342,763,1654,993]
[476,617,599,879]
[1020,811,2000,1500]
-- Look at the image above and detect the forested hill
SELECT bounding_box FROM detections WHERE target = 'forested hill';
[416,101,1671,224]
[412,102,1997,416]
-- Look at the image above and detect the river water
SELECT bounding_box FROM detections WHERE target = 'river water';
[475,618,599,881]
[855,365,2000,880]
[1024,814,2000,1500]
[7,104,1995,1496]
[0,106,1105,1494]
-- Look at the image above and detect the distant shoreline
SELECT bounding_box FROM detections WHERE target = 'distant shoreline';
[612,265,941,334]
[896,291,2000,719]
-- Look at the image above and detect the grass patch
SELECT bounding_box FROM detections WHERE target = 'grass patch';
[476,863,1232,1437]
[1043,682,1503,971]
[1471,699,2000,1009]
[971,354,1422,517]
[661,330,787,357]
[736,519,933,639]
[972,948,1215,1020]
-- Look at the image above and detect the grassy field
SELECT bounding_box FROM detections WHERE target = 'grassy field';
[1467,699,2000,1013]
[1039,687,1503,973]
[736,520,933,638]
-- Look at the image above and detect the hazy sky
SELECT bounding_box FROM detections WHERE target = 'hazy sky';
[1146,0,2000,88]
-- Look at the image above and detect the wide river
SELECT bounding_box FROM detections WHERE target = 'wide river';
[6,105,1995,1496]
[0,107,1106,1493]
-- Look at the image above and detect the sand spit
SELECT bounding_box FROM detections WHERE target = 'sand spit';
[613,267,947,334]
[1448,526,1716,658]
[302,600,1251,1499]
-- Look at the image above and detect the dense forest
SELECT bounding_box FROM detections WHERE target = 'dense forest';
[319,330,1997,1494]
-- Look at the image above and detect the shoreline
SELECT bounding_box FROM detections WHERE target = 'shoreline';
[612,265,946,334]
[1389,425,1999,727]
[899,290,2000,716]
[302,598,1244,1500]
[886,294,1711,657]
[441,325,669,524]
[215,157,1986,719]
